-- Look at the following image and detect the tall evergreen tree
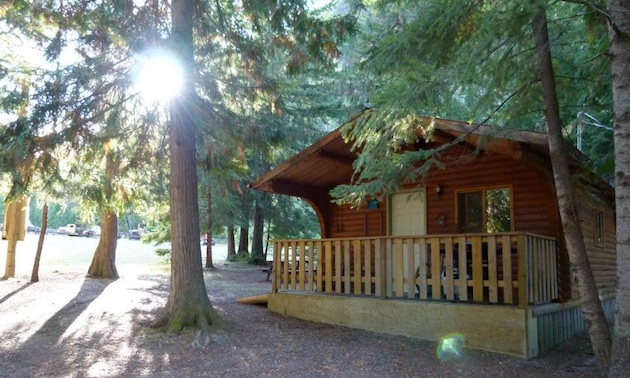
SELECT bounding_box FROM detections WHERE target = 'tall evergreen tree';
[152,0,218,332]
[533,7,611,373]
[606,0,630,375]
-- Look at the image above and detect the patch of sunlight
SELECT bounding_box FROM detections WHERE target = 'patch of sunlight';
[0,279,83,350]
[54,275,162,374]
[437,333,465,360]
[57,276,163,342]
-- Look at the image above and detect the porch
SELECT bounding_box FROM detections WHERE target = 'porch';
[267,232,563,358]
[270,232,559,308]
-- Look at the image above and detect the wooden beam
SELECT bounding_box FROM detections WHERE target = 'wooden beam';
[318,149,355,166]
[268,179,328,198]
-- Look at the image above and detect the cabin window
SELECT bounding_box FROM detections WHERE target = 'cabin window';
[457,187,512,233]
[594,209,604,247]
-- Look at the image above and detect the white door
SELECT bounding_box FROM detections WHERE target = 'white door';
[391,191,427,295]
[391,191,427,236]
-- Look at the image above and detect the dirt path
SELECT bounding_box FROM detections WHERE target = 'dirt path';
[0,265,596,377]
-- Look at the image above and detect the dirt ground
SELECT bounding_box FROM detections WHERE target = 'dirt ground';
[0,264,597,378]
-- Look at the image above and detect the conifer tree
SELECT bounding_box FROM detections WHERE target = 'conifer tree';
[606,0,630,375]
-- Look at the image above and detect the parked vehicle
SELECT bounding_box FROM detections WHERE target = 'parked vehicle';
[57,224,93,237]
[27,225,41,234]
[128,230,141,240]
[90,226,101,236]
[58,224,82,236]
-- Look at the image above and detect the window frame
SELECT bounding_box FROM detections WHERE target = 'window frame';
[455,185,515,233]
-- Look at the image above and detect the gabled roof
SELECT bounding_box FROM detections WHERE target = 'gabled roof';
[249,111,555,199]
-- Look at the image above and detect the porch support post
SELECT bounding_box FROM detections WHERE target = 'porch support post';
[517,234,529,310]
[375,238,386,299]
[272,241,280,293]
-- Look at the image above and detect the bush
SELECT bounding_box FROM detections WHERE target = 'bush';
[226,251,266,266]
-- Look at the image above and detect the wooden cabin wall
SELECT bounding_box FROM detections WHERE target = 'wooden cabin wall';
[571,184,617,298]
[326,203,386,239]
[422,146,558,237]
[420,146,573,301]
[324,146,560,240]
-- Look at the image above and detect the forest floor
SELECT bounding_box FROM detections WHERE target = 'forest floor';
[0,263,598,378]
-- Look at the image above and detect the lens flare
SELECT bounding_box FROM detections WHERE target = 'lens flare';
[437,334,465,360]
[135,50,184,103]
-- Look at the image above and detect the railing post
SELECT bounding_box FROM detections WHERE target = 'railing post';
[324,240,333,293]
[299,240,306,291]
[517,234,528,309]
[272,241,279,293]
[375,238,386,299]
[315,240,323,292]
[471,236,483,302]
[351,240,360,295]
[307,240,315,291]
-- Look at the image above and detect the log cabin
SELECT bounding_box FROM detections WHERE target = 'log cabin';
[249,111,616,358]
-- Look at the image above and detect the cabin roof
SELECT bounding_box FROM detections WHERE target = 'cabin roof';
[249,111,610,199]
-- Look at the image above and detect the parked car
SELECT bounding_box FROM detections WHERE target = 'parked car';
[27,225,41,234]
[128,230,141,240]
[58,224,83,236]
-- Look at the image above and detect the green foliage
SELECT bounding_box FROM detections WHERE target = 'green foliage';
[486,188,512,233]
[225,250,267,266]
[328,0,613,203]
[155,248,171,257]
[268,195,320,239]
[191,0,358,245]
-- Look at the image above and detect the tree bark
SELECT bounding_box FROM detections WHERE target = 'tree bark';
[238,226,249,254]
[237,197,250,254]
[204,186,214,269]
[87,139,120,279]
[153,0,218,332]
[227,221,236,258]
[607,1,630,376]
[3,229,18,279]
[31,201,48,282]
[3,196,26,279]
[87,210,119,278]
[533,8,611,374]
[251,200,264,263]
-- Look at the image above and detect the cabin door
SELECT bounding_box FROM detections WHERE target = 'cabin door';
[390,191,427,295]
[391,191,427,236]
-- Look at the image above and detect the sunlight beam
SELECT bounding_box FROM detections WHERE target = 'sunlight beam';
[134,50,184,104]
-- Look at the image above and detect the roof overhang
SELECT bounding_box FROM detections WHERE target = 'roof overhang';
[249,111,611,201]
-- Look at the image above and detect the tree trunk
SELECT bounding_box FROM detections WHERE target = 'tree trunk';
[237,197,250,254]
[251,200,264,263]
[607,1,630,376]
[153,0,218,332]
[238,225,249,254]
[87,210,119,278]
[227,221,236,258]
[204,186,214,269]
[4,231,18,279]
[30,201,48,282]
[3,197,26,279]
[533,8,611,374]
[87,138,120,279]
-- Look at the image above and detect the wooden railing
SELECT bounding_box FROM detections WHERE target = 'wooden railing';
[270,233,558,308]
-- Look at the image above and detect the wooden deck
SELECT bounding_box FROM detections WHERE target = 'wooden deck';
[270,232,558,308]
